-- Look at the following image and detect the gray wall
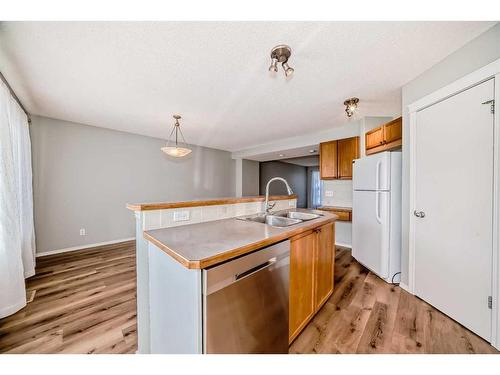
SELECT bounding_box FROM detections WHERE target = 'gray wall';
[242,159,260,196]
[259,161,307,208]
[400,22,500,285]
[30,115,235,253]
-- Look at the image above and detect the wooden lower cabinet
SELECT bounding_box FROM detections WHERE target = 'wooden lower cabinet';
[314,223,334,308]
[289,222,335,343]
[289,231,316,342]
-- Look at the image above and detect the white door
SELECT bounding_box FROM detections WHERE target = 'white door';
[414,78,494,340]
[353,152,391,191]
[352,190,390,278]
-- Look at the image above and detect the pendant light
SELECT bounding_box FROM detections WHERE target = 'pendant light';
[161,115,192,157]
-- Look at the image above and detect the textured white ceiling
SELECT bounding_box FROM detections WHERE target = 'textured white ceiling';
[0,21,495,151]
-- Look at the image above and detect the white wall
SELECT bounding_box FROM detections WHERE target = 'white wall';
[400,22,500,285]
[30,115,236,253]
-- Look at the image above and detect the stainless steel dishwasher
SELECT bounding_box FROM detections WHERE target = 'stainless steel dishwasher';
[203,240,290,354]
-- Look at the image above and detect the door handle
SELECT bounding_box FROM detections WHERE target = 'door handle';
[375,192,382,224]
[414,210,425,218]
[234,257,277,281]
[375,160,381,190]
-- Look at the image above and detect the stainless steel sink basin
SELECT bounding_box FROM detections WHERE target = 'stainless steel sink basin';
[240,214,302,227]
[276,211,321,221]
[237,210,322,228]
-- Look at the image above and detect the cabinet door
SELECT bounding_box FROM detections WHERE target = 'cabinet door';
[320,141,337,179]
[365,127,384,150]
[289,231,316,342]
[314,223,334,310]
[383,117,402,144]
[337,137,359,179]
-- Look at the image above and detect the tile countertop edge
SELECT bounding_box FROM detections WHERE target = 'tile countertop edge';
[126,194,297,211]
[143,213,338,270]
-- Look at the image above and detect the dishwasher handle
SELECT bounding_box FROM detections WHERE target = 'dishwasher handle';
[235,257,277,281]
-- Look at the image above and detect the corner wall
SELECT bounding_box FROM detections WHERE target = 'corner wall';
[30,115,235,253]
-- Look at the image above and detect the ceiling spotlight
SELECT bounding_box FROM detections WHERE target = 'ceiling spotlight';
[161,115,192,158]
[344,97,359,118]
[269,57,278,73]
[279,154,285,157]
[269,45,294,78]
[309,149,316,153]
[282,62,294,77]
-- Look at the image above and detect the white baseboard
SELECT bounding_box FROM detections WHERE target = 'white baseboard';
[36,237,135,257]
[335,242,352,249]
[399,282,411,293]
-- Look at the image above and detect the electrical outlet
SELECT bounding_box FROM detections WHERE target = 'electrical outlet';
[325,191,334,197]
[79,228,86,236]
[173,210,190,222]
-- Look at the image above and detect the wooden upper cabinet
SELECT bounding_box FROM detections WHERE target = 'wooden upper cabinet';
[365,117,402,155]
[289,231,316,342]
[320,136,359,180]
[337,137,360,179]
[365,126,385,150]
[320,141,338,179]
[314,223,335,309]
[383,117,403,144]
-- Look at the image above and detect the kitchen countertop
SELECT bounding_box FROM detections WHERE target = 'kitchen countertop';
[143,208,337,269]
[318,206,352,212]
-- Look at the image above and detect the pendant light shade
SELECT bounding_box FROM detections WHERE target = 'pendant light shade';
[161,115,192,157]
[161,146,192,157]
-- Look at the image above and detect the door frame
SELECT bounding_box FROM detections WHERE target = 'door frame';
[408,58,500,349]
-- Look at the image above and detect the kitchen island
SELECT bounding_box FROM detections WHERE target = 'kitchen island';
[128,196,337,354]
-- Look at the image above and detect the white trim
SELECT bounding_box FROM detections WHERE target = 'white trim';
[335,242,352,249]
[36,237,135,257]
[408,111,417,295]
[492,73,500,349]
[408,58,500,113]
[398,282,410,293]
[407,57,500,350]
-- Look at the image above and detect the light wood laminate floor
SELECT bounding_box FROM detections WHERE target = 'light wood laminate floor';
[290,247,498,354]
[0,243,497,354]
[0,241,137,354]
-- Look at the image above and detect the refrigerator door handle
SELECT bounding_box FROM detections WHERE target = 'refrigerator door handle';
[375,160,382,191]
[375,191,382,224]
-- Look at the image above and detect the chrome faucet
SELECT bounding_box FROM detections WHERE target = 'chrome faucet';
[264,177,294,213]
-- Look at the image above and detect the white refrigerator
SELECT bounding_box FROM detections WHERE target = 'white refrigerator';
[352,151,402,284]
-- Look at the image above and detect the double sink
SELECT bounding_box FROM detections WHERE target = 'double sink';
[237,210,322,228]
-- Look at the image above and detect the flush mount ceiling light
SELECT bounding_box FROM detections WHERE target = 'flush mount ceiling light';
[161,115,192,158]
[344,97,359,118]
[269,45,294,77]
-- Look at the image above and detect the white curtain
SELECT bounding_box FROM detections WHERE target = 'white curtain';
[0,79,36,318]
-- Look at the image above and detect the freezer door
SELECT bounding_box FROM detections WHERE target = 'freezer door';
[352,190,390,278]
[353,152,391,191]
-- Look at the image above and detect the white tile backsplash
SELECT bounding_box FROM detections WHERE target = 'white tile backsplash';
[142,198,296,231]
[321,180,353,208]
